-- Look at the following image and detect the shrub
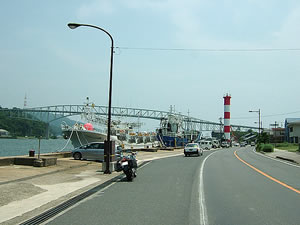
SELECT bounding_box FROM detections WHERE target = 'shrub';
[256,143,264,152]
[262,144,274,152]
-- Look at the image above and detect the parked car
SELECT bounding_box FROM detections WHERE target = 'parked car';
[72,142,123,161]
[240,142,247,147]
[184,143,203,157]
[221,141,230,148]
[212,140,220,148]
[199,140,212,150]
[251,142,255,146]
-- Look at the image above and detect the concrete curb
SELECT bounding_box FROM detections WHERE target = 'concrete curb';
[275,156,298,164]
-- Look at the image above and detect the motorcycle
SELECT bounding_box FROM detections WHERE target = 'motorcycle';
[117,152,138,181]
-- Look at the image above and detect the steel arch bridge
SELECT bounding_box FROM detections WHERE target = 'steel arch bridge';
[0,104,258,132]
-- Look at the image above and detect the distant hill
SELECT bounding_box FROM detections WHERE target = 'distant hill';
[0,110,47,137]
[29,112,78,136]
[0,107,78,137]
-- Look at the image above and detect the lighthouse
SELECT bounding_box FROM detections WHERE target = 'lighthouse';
[223,94,231,142]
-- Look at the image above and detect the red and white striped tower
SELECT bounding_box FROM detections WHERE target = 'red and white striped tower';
[223,94,231,142]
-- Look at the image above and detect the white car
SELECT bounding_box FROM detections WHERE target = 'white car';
[234,142,240,147]
[221,141,230,148]
[199,140,212,150]
[184,143,203,157]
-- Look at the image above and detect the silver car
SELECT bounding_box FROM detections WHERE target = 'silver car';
[184,143,203,157]
[72,142,122,161]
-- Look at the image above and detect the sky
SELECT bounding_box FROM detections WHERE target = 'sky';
[1,0,300,131]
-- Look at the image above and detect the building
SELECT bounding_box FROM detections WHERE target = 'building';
[270,128,285,143]
[0,129,10,137]
[285,118,300,143]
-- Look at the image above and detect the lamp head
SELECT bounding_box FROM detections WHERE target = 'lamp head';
[68,23,81,29]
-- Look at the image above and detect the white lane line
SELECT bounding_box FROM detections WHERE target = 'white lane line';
[251,148,300,169]
[199,151,219,225]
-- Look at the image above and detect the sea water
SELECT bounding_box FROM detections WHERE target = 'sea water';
[0,138,73,157]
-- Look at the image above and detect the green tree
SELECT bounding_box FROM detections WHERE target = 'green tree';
[257,132,270,144]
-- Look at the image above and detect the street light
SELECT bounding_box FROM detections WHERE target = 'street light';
[68,23,114,174]
[249,109,261,137]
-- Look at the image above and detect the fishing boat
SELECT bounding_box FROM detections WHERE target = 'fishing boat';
[61,122,120,148]
[61,98,158,149]
[156,112,200,147]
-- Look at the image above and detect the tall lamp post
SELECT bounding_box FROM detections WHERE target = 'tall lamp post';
[68,23,114,174]
[249,109,261,138]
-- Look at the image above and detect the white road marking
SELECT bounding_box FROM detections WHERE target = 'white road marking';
[251,148,300,169]
[199,150,220,225]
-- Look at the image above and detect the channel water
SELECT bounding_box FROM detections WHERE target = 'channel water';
[0,138,73,157]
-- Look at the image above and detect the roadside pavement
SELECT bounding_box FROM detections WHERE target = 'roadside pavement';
[263,148,300,164]
[0,149,183,225]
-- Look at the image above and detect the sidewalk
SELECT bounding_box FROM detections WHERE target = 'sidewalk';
[264,148,300,164]
[0,149,183,225]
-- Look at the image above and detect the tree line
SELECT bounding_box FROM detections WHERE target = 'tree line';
[0,110,47,137]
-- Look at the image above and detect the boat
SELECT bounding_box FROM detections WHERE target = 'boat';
[111,122,159,149]
[156,112,200,147]
[61,97,158,149]
[61,98,120,148]
[157,114,187,147]
[61,122,120,148]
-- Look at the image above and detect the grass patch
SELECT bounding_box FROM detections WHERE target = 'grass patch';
[275,143,299,152]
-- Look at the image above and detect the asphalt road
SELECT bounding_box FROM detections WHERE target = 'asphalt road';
[205,147,300,225]
[45,147,300,225]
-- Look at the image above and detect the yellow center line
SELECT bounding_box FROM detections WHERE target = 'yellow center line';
[234,150,300,195]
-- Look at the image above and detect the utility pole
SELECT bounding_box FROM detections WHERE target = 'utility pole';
[249,109,261,138]
[270,121,278,144]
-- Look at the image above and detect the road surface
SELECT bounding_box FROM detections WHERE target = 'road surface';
[44,147,300,225]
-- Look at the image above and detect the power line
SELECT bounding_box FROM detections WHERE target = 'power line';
[231,110,300,120]
[263,110,300,118]
[115,46,300,52]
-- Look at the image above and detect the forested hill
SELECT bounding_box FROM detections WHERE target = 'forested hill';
[0,111,47,137]
[0,108,77,137]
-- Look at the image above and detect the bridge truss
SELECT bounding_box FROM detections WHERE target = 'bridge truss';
[0,105,258,132]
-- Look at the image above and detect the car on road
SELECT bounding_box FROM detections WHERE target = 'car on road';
[72,142,123,161]
[251,141,256,146]
[240,142,247,147]
[199,140,212,150]
[212,140,220,148]
[221,141,230,148]
[234,142,240,147]
[184,143,203,157]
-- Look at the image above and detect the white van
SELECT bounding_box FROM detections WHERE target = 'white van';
[199,140,212,150]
